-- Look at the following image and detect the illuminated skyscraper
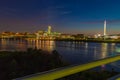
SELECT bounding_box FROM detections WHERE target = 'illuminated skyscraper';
[104,20,106,36]
[48,26,51,34]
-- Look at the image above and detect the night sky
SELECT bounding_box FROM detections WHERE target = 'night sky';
[0,0,120,34]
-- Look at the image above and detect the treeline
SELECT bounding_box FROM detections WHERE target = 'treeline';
[0,48,68,80]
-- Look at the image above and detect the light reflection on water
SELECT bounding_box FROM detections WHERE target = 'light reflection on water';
[101,43,108,58]
[0,39,120,71]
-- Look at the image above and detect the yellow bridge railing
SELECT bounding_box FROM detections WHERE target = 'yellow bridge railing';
[14,55,120,80]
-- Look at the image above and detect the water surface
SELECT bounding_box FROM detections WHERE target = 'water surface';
[0,39,120,71]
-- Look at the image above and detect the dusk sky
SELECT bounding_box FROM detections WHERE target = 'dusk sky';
[0,0,120,34]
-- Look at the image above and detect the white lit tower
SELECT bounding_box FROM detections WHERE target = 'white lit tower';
[104,20,107,36]
[48,26,51,35]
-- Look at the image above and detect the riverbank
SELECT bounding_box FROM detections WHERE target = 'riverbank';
[0,48,68,80]
[1,38,120,43]
[25,38,120,43]
[54,38,120,43]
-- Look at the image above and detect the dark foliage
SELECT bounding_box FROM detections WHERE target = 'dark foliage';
[0,48,67,80]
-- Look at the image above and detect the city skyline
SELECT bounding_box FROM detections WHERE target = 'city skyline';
[0,0,120,34]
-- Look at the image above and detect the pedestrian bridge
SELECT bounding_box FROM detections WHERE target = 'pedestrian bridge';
[14,55,120,80]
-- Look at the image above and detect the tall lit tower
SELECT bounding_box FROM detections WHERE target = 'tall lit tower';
[104,20,106,36]
[48,26,51,34]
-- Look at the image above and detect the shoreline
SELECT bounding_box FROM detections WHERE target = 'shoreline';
[1,38,120,43]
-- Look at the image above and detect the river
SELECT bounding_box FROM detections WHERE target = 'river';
[0,39,120,71]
